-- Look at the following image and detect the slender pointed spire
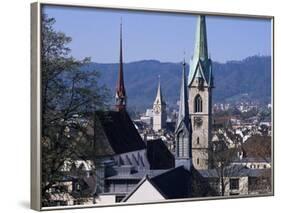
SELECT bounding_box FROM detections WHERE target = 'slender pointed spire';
[156,75,163,103]
[175,57,192,166]
[188,15,213,87]
[153,75,167,131]
[176,58,189,128]
[194,15,208,61]
[115,20,126,111]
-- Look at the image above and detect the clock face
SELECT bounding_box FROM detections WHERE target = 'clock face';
[194,117,203,127]
[154,104,161,114]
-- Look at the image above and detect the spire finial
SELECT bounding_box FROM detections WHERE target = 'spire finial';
[183,50,186,66]
[157,75,161,93]
[120,17,122,43]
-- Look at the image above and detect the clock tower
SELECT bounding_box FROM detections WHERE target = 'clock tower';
[188,15,214,170]
[153,77,167,131]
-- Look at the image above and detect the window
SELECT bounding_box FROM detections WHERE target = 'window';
[197,137,200,144]
[197,158,199,165]
[177,131,188,158]
[230,178,239,190]
[194,95,202,112]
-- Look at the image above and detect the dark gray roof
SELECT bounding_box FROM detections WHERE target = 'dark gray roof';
[95,110,146,155]
[146,139,175,170]
[148,166,192,199]
[122,166,192,202]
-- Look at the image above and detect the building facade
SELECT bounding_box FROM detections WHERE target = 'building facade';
[188,15,214,170]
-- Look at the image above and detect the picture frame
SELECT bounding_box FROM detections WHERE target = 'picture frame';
[31,1,274,211]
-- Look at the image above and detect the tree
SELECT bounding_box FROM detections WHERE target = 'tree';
[41,14,110,206]
[210,126,243,196]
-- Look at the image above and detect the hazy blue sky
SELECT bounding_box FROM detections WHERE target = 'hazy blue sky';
[43,5,272,63]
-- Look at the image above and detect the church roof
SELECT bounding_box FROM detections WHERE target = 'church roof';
[148,166,192,199]
[122,166,192,201]
[95,110,146,155]
[188,15,213,87]
[146,139,175,170]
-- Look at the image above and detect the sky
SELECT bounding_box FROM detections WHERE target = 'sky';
[42,5,272,63]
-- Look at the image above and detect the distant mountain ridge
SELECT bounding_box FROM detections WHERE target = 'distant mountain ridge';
[84,55,271,111]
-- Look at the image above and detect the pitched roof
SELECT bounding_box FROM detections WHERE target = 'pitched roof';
[122,166,192,202]
[149,166,192,199]
[146,139,175,169]
[95,110,146,155]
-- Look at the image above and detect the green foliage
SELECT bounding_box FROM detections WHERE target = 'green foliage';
[41,14,109,205]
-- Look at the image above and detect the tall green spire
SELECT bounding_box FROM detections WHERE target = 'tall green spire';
[188,15,213,87]
[194,15,208,61]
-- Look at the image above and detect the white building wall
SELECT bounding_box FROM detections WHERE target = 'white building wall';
[125,180,164,203]
[95,194,116,204]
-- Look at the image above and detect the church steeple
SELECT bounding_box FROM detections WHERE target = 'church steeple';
[187,15,214,170]
[155,76,165,105]
[188,15,213,87]
[194,15,208,61]
[115,21,127,111]
[175,58,192,164]
[153,76,167,131]
[176,59,189,129]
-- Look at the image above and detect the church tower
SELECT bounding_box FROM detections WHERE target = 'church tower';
[175,59,192,170]
[153,77,167,131]
[115,22,127,111]
[188,15,214,170]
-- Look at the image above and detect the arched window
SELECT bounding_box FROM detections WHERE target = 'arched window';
[197,158,200,165]
[177,131,188,158]
[197,137,200,144]
[194,95,202,112]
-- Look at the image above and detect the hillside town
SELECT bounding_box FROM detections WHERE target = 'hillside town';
[42,15,272,207]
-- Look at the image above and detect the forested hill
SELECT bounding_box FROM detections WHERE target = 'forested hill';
[84,55,271,111]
